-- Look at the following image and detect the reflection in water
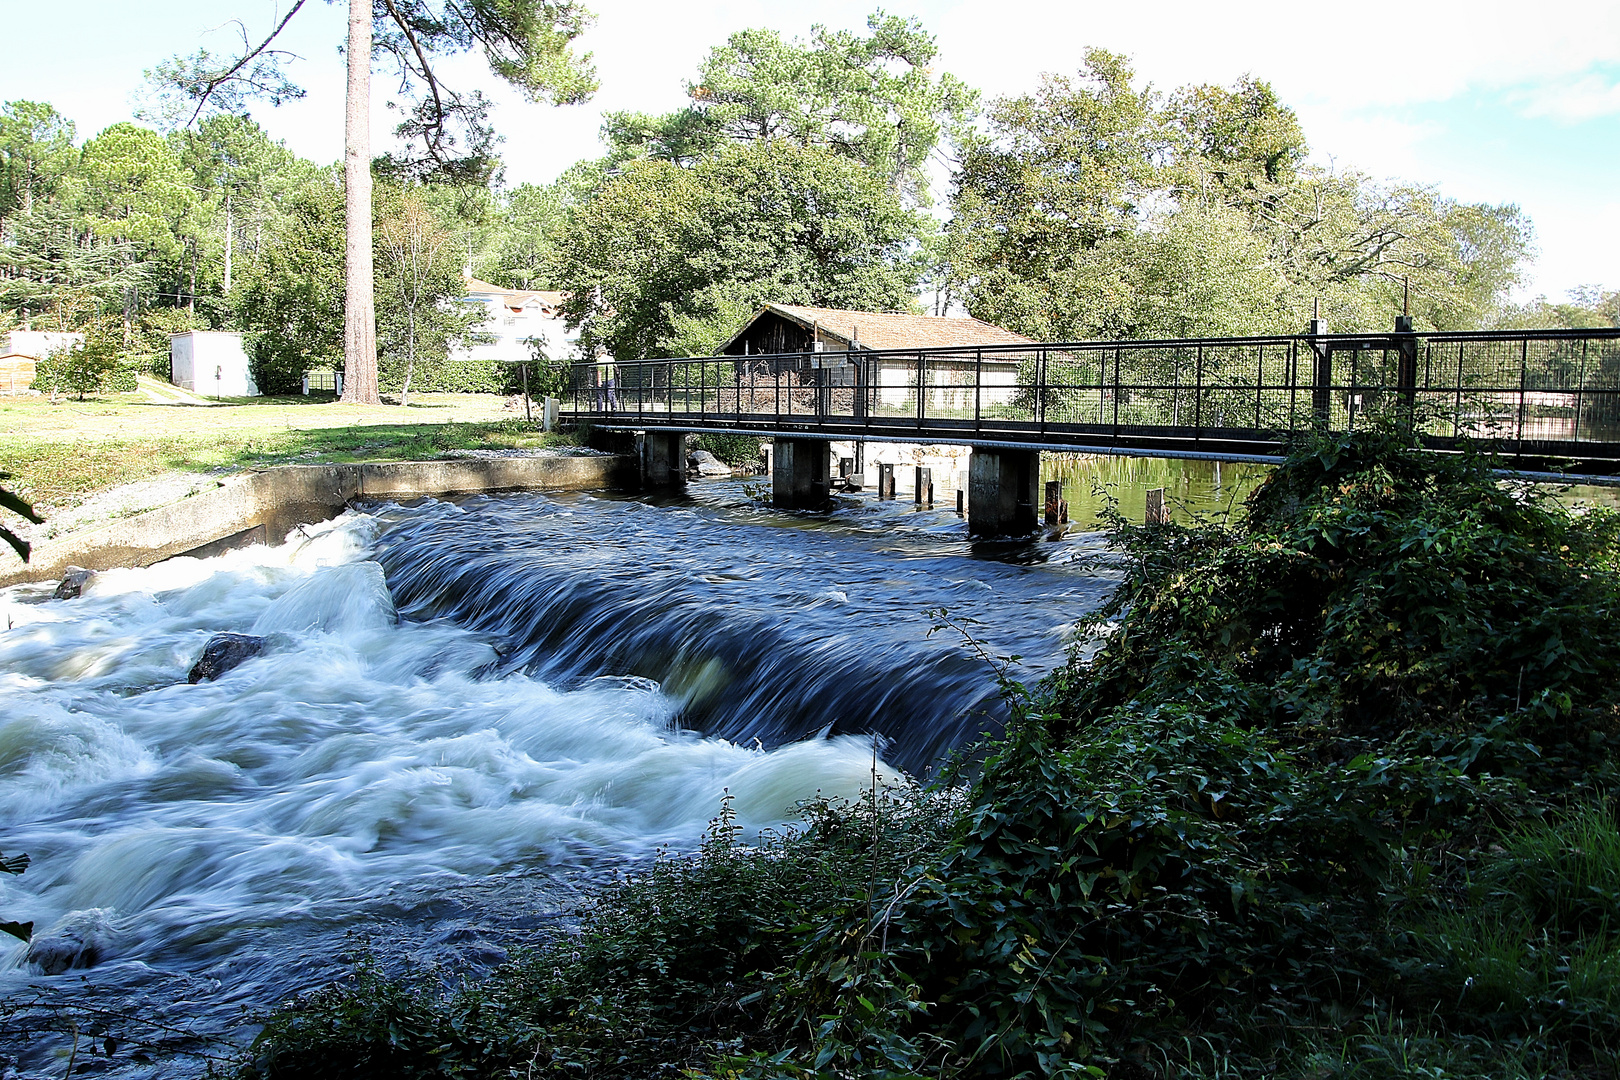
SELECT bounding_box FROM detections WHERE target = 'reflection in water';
[1042,454,1270,529]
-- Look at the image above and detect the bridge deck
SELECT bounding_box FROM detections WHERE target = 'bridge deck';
[561,326,1620,476]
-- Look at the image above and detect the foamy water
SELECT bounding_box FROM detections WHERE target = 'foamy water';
[0,513,901,988]
[0,484,1111,1075]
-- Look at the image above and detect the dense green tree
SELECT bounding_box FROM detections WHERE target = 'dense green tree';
[1257,168,1534,331]
[0,100,77,220]
[0,202,146,331]
[1163,75,1307,204]
[170,114,318,307]
[76,123,195,261]
[483,181,566,289]
[374,186,480,404]
[556,141,925,358]
[949,50,1158,339]
[603,13,975,206]
[949,53,1535,339]
[1129,199,1287,337]
[148,0,599,405]
[233,175,346,393]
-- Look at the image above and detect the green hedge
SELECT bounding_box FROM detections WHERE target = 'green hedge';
[379,358,519,395]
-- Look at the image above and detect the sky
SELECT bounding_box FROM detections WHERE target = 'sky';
[3,0,1616,303]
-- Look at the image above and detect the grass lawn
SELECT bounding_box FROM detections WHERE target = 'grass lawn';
[0,390,576,514]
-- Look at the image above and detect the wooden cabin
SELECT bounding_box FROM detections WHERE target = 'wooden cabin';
[0,353,36,395]
[716,304,1038,411]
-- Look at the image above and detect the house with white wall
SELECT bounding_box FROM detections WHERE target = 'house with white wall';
[452,277,577,367]
[716,304,1037,411]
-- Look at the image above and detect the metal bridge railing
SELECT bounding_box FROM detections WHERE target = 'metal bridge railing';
[562,325,1620,465]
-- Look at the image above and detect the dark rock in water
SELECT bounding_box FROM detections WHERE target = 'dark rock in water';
[188,633,268,684]
[53,566,97,600]
[28,912,113,975]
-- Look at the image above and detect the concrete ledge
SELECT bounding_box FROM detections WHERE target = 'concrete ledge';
[1,454,637,588]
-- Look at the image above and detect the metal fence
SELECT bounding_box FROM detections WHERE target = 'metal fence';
[564,326,1620,466]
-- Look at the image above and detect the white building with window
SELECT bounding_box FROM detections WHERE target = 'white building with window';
[452,277,577,366]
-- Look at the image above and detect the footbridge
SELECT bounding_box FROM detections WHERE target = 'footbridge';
[563,320,1620,535]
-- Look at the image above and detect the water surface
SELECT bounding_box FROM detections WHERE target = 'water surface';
[0,480,1112,1075]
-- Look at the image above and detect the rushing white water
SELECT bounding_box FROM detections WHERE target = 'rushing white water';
[0,512,902,992]
[0,483,1113,1076]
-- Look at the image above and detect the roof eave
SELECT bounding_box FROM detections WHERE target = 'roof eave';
[716,303,856,355]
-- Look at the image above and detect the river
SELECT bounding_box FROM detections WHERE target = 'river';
[0,464,1254,1076]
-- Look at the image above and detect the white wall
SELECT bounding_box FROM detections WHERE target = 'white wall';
[451,292,578,367]
[2,330,84,359]
[170,332,258,397]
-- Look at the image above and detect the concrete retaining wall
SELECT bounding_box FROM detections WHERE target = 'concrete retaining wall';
[1,454,637,588]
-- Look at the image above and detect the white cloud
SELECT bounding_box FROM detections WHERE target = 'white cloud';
[928,0,1620,111]
[1513,71,1620,122]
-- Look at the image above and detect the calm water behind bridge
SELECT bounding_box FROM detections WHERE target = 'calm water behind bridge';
[0,474,1146,1076]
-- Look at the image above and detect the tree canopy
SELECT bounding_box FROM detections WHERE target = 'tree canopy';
[557,142,925,358]
[602,13,976,206]
[0,10,1595,400]
[947,50,1536,340]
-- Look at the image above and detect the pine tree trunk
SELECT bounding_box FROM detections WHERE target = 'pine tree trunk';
[340,0,379,404]
[224,195,233,294]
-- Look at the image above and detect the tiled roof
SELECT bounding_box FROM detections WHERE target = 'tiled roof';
[726,304,1037,352]
[464,277,569,313]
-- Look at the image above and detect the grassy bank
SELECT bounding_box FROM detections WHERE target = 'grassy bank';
[233,420,1620,1079]
[0,392,574,514]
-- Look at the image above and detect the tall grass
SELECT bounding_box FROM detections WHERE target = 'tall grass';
[1405,799,1620,1047]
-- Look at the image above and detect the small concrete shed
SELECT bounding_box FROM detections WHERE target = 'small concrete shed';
[171,331,258,397]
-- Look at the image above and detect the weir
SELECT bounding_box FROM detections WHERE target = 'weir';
[0,483,1104,1074]
[0,454,638,588]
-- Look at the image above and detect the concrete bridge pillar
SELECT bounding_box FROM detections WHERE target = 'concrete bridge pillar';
[773,437,831,510]
[641,430,687,488]
[968,447,1041,537]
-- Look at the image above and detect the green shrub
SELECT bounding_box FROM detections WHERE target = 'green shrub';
[378,357,518,395]
[106,365,137,392]
[31,333,122,400]
[247,331,330,396]
[246,789,956,1080]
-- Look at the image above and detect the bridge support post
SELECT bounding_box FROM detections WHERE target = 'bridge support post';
[968,447,1040,537]
[641,430,686,488]
[1309,317,1331,422]
[773,437,831,510]
[1394,314,1418,416]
